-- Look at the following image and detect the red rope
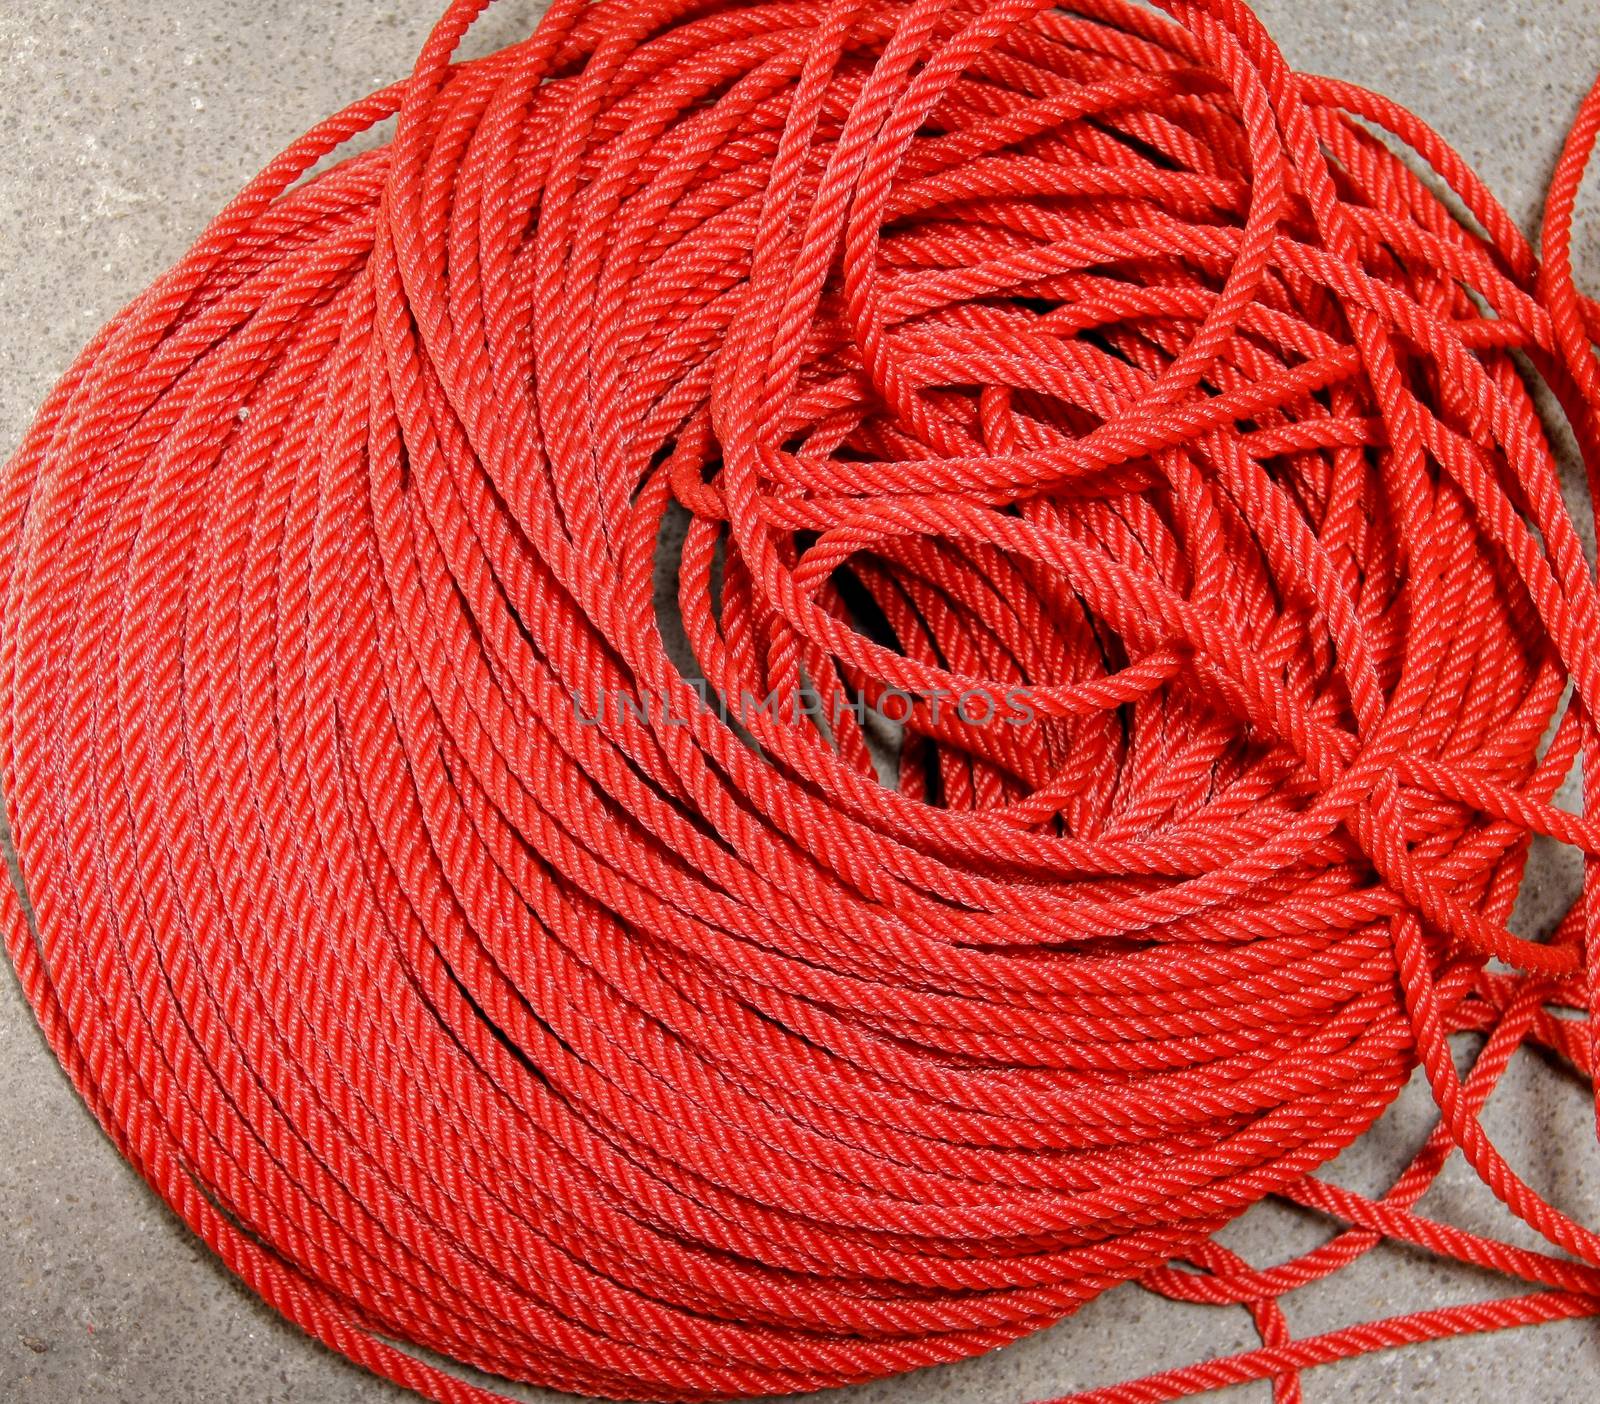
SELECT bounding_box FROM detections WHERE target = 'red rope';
[4,1,1600,1400]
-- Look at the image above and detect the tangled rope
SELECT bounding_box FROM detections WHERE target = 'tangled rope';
[5,0,1600,1399]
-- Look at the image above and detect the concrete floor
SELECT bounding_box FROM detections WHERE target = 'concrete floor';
[3,1,1600,1401]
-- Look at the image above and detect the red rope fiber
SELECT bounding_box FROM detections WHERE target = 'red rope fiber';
[5,1,1600,1400]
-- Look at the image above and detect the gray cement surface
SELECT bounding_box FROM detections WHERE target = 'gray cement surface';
[2,2,1600,1401]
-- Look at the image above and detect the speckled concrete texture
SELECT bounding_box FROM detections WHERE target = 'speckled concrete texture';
[2,2,1599,1401]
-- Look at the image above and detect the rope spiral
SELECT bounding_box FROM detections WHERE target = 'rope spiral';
[5,0,1600,1399]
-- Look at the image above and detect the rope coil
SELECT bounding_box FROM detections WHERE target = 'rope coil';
[4,0,1600,1399]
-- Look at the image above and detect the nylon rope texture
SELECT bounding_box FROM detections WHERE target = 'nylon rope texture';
[4,0,1600,1401]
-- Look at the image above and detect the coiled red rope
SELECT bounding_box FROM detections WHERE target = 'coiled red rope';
[5,0,1600,1399]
